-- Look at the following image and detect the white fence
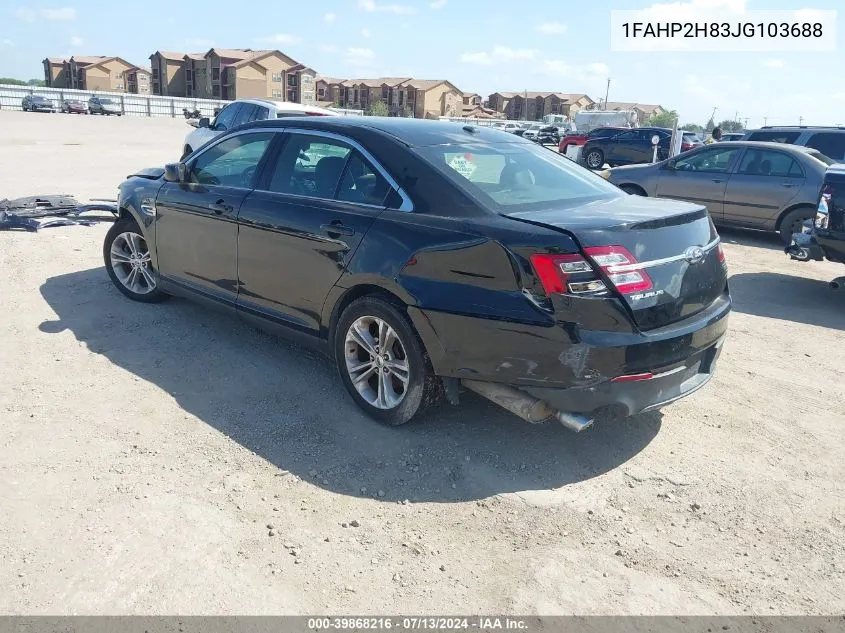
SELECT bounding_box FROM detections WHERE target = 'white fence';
[0,83,364,118]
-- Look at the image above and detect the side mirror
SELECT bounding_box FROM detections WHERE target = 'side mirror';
[198,117,210,129]
[187,120,199,128]
[164,162,187,183]
[664,159,677,170]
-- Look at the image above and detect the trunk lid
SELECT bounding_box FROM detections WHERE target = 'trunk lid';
[505,195,728,330]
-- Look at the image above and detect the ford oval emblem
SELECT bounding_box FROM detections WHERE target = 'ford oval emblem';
[684,246,705,264]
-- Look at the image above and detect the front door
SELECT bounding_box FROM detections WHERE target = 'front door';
[154,131,274,305]
[655,145,743,221]
[722,148,805,228]
[237,131,403,333]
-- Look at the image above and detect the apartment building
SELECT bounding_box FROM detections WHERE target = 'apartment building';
[488,91,595,121]
[602,101,665,124]
[317,77,462,118]
[126,66,152,95]
[42,56,147,93]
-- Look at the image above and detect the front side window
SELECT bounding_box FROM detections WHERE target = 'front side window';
[737,149,802,177]
[232,103,257,127]
[190,132,273,187]
[745,131,801,144]
[674,147,741,173]
[416,142,620,210]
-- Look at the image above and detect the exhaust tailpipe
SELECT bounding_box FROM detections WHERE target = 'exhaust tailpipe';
[461,379,593,432]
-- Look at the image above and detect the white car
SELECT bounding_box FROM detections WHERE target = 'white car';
[182,99,338,159]
[521,123,545,140]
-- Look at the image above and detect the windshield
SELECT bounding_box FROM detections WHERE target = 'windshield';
[33,96,49,102]
[100,98,116,104]
[416,141,621,210]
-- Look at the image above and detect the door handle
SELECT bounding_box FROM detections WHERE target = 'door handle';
[711,179,723,183]
[209,199,233,215]
[320,222,354,237]
[781,183,795,188]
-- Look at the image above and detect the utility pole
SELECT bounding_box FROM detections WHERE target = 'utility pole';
[763,116,768,126]
[743,117,750,129]
[604,78,610,110]
[524,88,527,121]
[799,116,804,125]
[709,106,718,129]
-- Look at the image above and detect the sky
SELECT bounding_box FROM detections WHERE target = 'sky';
[0,0,841,128]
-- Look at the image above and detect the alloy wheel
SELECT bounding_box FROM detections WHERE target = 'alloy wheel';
[586,151,603,169]
[344,315,410,409]
[109,231,157,295]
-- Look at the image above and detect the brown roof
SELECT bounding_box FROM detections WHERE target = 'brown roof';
[401,79,461,92]
[71,55,109,66]
[86,56,137,70]
[209,48,266,60]
[46,57,66,64]
[316,76,345,85]
[341,77,411,88]
[134,66,152,75]
[184,53,206,61]
[558,93,593,103]
[604,101,662,113]
[154,51,188,61]
[228,49,299,69]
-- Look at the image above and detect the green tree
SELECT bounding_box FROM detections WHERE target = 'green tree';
[367,101,389,117]
[397,105,412,118]
[0,77,27,86]
[705,117,716,131]
[27,78,45,87]
[717,119,744,132]
[645,109,679,128]
[682,123,704,133]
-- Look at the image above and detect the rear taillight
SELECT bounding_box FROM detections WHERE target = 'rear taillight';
[529,253,608,296]
[717,242,726,263]
[584,245,653,294]
[681,143,692,151]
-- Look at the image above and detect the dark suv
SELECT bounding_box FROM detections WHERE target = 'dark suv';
[581,127,672,169]
[743,126,845,163]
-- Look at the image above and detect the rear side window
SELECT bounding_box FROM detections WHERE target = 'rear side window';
[212,103,241,131]
[416,142,620,209]
[737,149,802,177]
[250,106,270,122]
[233,103,257,127]
[805,132,845,161]
[745,131,801,144]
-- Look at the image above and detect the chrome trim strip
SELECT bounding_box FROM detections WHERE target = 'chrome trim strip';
[283,127,414,212]
[606,237,720,273]
[650,365,688,379]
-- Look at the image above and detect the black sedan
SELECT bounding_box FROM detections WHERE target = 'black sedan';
[22,94,55,113]
[105,118,730,430]
[582,127,672,169]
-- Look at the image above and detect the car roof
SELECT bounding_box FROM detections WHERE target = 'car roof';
[239,116,530,147]
[235,98,338,115]
[751,125,845,131]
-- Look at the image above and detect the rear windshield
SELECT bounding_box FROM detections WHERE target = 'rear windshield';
[807,150,836,166]
[415,141,620,210]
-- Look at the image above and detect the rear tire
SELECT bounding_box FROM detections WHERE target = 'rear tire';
[585,148,604,170]
[103,217,169,303]
[334,296,439,426]
[779,207,814,245]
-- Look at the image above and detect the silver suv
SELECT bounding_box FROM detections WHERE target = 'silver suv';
[742,126,845,163]
[182,98,337,159]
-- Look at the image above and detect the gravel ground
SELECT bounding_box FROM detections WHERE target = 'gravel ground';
[0,111,843,615]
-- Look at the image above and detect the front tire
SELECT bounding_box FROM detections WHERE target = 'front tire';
[585,148,604,170]
[103,218,169,303]
[334,296,438,426]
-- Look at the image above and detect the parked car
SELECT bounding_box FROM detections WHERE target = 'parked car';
[535,126,562,146]
[558,126,628,154]
[61,99,88,114]
[582,127,672,169]
[721,132,745,141]
[680,131,704,151]
[741,126,845,162]
[88,96,122,116]
[21,94,55,113]
[106,118,729,429]
[786,164,845,289]
[605,141,833,243]
[182,98,338,159]
[520,123,545,141]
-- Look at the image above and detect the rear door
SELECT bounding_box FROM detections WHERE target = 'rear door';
[236,130,407,332]
[655,145,743,221]
[722,148,804,227]
[606,129,640,164]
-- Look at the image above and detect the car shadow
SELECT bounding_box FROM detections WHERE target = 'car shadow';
[38,268,662,503]
[729,271,845,330]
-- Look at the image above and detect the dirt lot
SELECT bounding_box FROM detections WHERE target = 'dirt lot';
[0,111,843,615]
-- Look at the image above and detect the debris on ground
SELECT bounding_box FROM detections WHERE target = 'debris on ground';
[0,194,117,232]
